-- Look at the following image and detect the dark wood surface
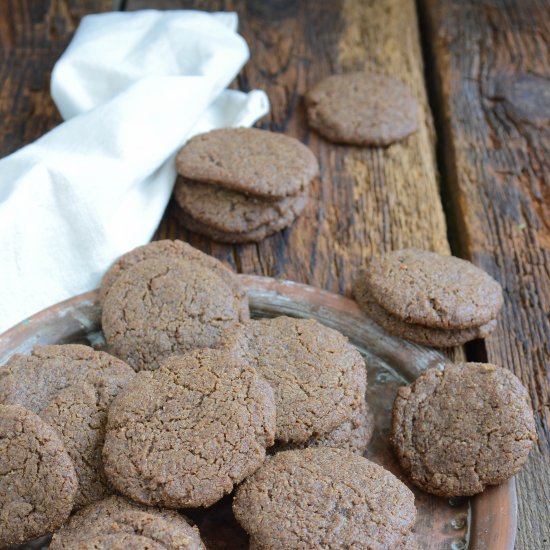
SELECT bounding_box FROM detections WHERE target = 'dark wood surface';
[0,0,548,546]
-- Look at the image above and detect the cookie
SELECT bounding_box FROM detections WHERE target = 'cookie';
[0,405,78,546]
[103,349,276,508]
[176,205,304,244]
[391,362,537,497]
[101,258,243,371]
[233,448,416,549]
[174,177,309,234]
[355,249,503,329]
[49,495,204,550]
[0,344,135,508]
[100,240,248,321]
[69,534,165,550]
[305,72,419,146]
[238,317,367,443]
[175,128,319,199]
[363,298,498,347]
[273,400,373,455]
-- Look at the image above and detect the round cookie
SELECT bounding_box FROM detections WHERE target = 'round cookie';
[71,534,165,550]
[363,298,498,347]
[273,400,373,455]
[103,349,276,508]
[355,249,503,329]
[100,240,248,321]
[49,495,204,550]
[101,258,243,371]
[305,72,419,146]
[176,205,305,244]
[391,362,537,497]
[233,448,416,549]
[174,177,309,234]
[0,344,135,509]
[0,405,78,546]
[175,128,319,199]
[238,317,367,443]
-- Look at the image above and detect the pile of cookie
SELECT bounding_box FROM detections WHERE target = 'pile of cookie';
[173,128,319,243]
[0,240,537,550]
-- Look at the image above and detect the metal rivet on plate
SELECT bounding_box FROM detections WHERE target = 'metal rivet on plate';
[451,514,467,530]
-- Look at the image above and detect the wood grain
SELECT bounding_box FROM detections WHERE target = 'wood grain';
[420,0,550,546]
[128,0,450,295]
[0,0,114,158]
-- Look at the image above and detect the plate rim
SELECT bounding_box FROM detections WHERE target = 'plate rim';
[0,274,517,550]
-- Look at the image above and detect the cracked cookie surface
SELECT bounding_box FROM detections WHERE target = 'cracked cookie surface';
[175,128,318,199]
[100,240,248,321]
[305,72,419,146]
[101,258,243,371]
[391,362,537,496]
[236,317,367,444]
[103,349,276,508]
[233,448,416,549]
[49,495,204,550]
[0,404,78,546]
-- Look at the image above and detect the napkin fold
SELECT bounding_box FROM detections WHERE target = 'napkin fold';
[0,10,269,333]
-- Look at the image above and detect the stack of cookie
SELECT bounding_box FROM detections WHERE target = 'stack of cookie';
[353,248,504,347]
[174,128,319,243]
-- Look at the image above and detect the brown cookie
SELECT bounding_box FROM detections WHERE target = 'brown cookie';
[67,534,165,550]
[233,448,416,549]
[0,344,135,509]
[49,495,204,550]
[103,349,276,508]
[174,177,309,234]
[355,249,503,329]
[0,404,78,546]
[100,240,248,321]
[363,298,498,347]
[237,317,367,443]
[391,362,537,497]
[175,128,319,199]
[305,72,419,146]
[273,400,373,455]
[101,258,243,371]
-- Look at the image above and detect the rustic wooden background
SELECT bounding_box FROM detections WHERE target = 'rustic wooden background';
[0,0,548,547]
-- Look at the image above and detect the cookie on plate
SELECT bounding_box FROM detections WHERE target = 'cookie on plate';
[100,240,248,320]
[237,316,367,444]
[103,349,276,508]
[49,495,204,550]
[176,128,318,200]
[391,362,537,497]
[353,248,503,347]
[305,72,419,146]
[233,448,416,549]
[102,257,244,371]
[0,404,78,546]
[0,344,135,508]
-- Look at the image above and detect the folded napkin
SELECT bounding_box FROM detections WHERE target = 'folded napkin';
[0,10,269,334]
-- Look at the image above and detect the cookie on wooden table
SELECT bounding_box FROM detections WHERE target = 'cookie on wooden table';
[100,240,248,321]
[233,448,416,549]
[102,349,276,508]
[174,177,309,244]
[102,257,244,371]
[0,404,78,546]
[391,362,537,497]
[175,127,318,200]
[353,248,503,347]
[49,495,205,550]
[305,72,419,146]
[0,344,135,509]
[236,316,367,444]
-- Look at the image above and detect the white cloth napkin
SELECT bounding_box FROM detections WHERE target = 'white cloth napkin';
[0,10,269,334]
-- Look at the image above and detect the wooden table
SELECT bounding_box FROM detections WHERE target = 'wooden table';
[1,1,548,547]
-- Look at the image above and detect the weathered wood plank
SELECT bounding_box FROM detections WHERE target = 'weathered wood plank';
[128,0,450,295]
[0,0,114,158]
[420,0,550,546]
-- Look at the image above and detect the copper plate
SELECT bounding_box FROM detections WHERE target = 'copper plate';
[0,275,516,550]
